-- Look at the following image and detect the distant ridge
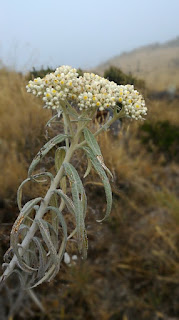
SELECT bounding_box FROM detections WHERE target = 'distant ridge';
[94,37,179,90]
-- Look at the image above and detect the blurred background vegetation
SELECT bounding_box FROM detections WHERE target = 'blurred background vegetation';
[0,57,179,320]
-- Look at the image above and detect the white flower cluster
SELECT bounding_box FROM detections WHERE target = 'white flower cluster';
[26,65,147,120]
[26,66,81,110]
[115,84,147,120]
[78,73,117,111]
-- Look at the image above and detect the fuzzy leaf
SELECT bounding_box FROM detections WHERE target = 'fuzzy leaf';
[47,206,67,263]
[28,134,69,176]
[11,235,37,273]
[83,128,113,180]
[82,147,112,222]
[10,197,42,272]
[17,178,31,211]
[29,265,56,289]
[84,158,92,178]
[63,163,87,257]
[35,219,59,268]
[45,114,58,127]
[31,237,47,279]
[55,147,66,172]
[49,193,59,234]
[54,189,75,215]
[32,172,54,183]
[83,128,102,156]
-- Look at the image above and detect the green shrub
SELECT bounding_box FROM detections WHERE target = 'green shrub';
[140,120,179,161]
[27,66,55,80]
[104,66,145,89]
[28,67,84,80]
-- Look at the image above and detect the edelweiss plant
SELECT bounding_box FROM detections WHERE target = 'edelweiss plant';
[0,66,147,289]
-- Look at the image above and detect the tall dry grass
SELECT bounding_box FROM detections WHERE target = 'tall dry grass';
[0,68,51,201]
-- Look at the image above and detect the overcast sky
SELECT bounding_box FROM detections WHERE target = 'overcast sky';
[0,0,179,71]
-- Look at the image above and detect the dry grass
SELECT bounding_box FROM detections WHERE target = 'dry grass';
[0,68,179,319]
[0,68,51,201]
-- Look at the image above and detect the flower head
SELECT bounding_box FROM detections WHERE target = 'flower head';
[26,65,147,120]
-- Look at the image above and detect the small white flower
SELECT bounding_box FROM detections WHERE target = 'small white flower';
[64,252,70,264]
[72,255,78,261]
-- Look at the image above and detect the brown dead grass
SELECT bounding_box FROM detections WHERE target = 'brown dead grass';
[0,68,51,201]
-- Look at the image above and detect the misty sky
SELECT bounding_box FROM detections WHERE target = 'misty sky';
[0,0,179,71]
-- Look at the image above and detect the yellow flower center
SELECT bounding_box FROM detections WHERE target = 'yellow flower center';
[96,102,100,106]
[60,80,64,85]
[118,97,123,102]
[92,96,96,101]
[83,96,88,100]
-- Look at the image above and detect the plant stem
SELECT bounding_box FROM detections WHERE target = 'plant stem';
[76,112,122,149]
[61,105,70,149]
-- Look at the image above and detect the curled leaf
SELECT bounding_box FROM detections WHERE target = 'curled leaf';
[35,219,59,268]
[28,134,69,176]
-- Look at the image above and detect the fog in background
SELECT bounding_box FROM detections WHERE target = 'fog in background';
[0,0,179,71]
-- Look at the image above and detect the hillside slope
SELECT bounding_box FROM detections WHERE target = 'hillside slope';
[95,37,179,90]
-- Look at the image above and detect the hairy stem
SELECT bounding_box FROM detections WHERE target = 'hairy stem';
[76,111,122,150]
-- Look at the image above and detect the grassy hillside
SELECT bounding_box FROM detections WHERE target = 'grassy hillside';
[95,37,179,91]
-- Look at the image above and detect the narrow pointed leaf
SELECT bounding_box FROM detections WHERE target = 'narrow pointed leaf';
[49,193,59,234]
[83,128,113,180]
[35,219,59,268]
[97,155,113,180]
[83,128,102,156]
[45,114,59,128]
[54,189,75,215]
[28,134,69,176]
[31,237,47,279]
[84,158,92,178]
[82,147,112,222]
[55,147,66,172]
[63,163,87,255]
[29,265,56,289]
